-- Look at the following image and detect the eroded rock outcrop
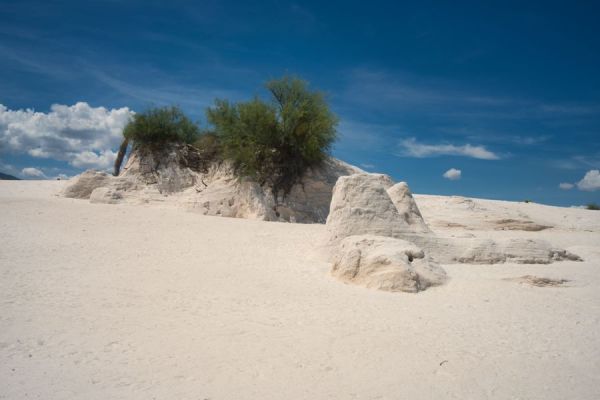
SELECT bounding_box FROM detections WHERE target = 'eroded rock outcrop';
[332,235,447,293]
[62,144,361,223]
[325,173,448,292]
[184,162,277,220]
[279,158,364,223]
[119,144,203,193]
[407,234,582,265]
[62,170,113,199]
[184,157,362,222]
[386,182,431,233]
[325,174,414,246]
[325,172,580,292]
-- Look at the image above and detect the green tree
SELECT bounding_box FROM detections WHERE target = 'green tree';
[123,106,200,146]
[192,132,222,161]
[206,76,338,198]
[113,106,200,176]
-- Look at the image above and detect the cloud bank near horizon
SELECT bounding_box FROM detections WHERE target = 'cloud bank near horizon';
[21,167,46,178]
[0,102,134,172]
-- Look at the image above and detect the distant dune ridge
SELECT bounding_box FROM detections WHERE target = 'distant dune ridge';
[60,144,584,293]
[0,171,19,180]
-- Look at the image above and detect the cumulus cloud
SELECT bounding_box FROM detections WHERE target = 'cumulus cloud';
[71,149,117,169]
[443,168,462,180]
[21,167,46,178]
[0,102,133,170]
[559,182,574,190]
[576,170,600,191]
[398,138,500,160]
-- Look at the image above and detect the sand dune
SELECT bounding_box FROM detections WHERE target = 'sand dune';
[1,181,599,399]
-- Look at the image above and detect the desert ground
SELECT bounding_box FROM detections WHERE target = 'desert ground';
[1,180,599,400]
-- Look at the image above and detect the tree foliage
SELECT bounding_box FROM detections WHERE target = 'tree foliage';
[123,106,200,147]
[113,78,338,194]
[206,76,338,198]
[192,132,222,161]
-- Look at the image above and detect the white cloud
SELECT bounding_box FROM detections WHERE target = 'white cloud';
[71,149,117,169]
[576,170,600,191]
[21,167,46,178]
[399,138,500,160]
[0,102,133,170]
[443,168,462,180]
[559,182,574,190]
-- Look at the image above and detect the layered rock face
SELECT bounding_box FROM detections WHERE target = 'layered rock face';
[326,174,407,245]
[407,235,581,265]
[62,144,361,223]
[325,174,432,246]
[119,144,204,193]
[277,158,364,223]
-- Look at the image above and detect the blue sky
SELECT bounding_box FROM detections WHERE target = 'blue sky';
[1,0,599,206]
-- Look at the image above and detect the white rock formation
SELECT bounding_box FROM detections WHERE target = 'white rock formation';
[406,234,582,265]
[278,158,363,223]
[62,170,113,199]
[325,173,414,246]
[453,237,581,264]
[119,144,200,193]
[386,182,431,233]
[184,162,277,220]
[62,144,361,223]
[331,235,447,293]
[325,173,581,275]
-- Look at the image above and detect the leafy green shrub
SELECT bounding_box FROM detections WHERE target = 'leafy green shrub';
[206,76,338,198]
[123,106,200,147]
[192,132,222,161]
[113,106,201,175]
[586,203,600,210]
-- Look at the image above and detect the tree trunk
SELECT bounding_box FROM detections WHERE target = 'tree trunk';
[113,138,129,176]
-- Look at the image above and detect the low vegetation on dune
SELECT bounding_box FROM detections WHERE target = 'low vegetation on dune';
[123,106,201,146]
[113,76,338,199]
[192,132,222,162]
[207,76,338,197]
[113,106,202,175]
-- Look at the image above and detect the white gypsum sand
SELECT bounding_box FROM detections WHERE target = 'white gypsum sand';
[1,180,600,399]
